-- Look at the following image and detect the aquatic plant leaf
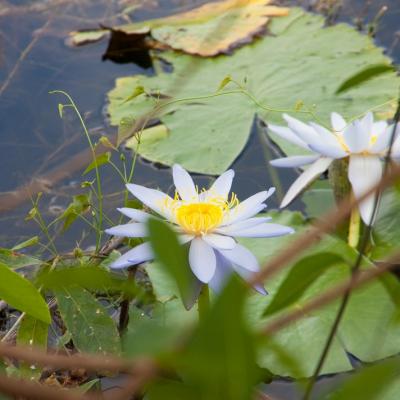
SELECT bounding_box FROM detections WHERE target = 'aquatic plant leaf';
[109,8,399,174]
[16,315,48,380]
[240,211,400,378]
[56,193,92,231]
[173,276,260,400]
[56,286,121,355]
[321,356,400,400]
[0,248,41,269]
[69,0,288,56]
[147,219,201,310]
[37,265,140,298]
[0,262,50,323]
[263,252,345,316]
[68,29,110,46]
[11,236,39,251]
[123,299,196,358]
[335,63,396,94]
[150,0,289,56]
[83,152,111,175]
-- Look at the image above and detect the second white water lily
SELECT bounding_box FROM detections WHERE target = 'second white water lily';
[269,112,400,224]
[106,164,294,294]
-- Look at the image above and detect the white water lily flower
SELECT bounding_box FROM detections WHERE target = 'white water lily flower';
[105,164,294,294]
[269,112,400,225]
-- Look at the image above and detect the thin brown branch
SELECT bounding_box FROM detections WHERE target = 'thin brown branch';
[0,343,156,375]
[250,163,400,286]
[0,373,94,400]
[260,249,400,336]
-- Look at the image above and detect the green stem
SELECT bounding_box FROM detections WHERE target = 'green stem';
[197,285,210,322]
[348,202,361,249]
[50,90,104,251]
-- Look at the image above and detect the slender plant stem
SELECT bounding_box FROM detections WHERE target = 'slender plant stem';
[49,90,104,251]
[197,285,210,322]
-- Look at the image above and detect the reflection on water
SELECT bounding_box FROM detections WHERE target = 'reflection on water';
[0,0,399,252]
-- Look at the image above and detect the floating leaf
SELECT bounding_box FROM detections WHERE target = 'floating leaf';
[68,29,109,46]
[108,9,399,174]
[336,63,396,94]
[69,0,288,56]
[322,356,400,400]
[0,262,50,323]
[240,211,400,378]
[56,286,121,355]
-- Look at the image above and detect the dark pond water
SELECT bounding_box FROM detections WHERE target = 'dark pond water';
[0,1,399,397]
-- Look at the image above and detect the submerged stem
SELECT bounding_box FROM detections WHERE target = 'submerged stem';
[197,285,210,321]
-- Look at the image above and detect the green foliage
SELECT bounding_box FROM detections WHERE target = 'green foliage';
[11,236,39,251]
[16,315,48,380]
[0,248,41,269]
[0,262,50,323]
[37,264,141,298]
[335,63,396,94]
[55,287,121,355]
[108,8,399,173]
[123,300,196,358]
[147,218,200,309]
[239,211,400,377]
[263,253,346,316]
[172,277,260,400]
[322,357,400,400]
[83,152,111,175]
[56,193,92,231]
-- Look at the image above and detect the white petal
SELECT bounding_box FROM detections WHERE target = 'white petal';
[371,123,396,154]
[219,244,260,272]
[227,223,294,238]
[189,238,216,283]
[267,124,310,149]
[283,114,320,144]
[232,264,267,295]
[202,233,236,250]
[207,169,235,200]
[348,155,382,225]
[110,242,153,269]
[105,223,147,238]
[172,164,198,201]
[179,234,194,244]
[343,121,370,153]
[216,217,271,235]
[331,112,347,132]
[126,184,174,220]
[117,208,151,222]
[208,252,233,293]
[223,190,273,225]
[309,123,348,158]
[281,157,333,208]
[270,155,319,168]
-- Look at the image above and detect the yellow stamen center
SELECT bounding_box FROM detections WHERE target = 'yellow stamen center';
[176,203,223,235]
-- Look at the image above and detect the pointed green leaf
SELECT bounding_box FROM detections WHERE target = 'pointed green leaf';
[83,152,111,175]
[0,262,50,323]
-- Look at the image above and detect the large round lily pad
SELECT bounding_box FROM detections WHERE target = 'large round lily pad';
[107,8,399,175]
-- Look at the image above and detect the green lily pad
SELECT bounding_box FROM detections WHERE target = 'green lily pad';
[241,212,400,378]
[107,8,399,174]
